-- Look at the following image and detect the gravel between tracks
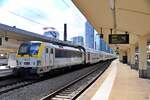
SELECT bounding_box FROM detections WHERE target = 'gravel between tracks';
[0,62,108,100]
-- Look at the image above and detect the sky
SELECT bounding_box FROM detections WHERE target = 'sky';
[0,0,87,40]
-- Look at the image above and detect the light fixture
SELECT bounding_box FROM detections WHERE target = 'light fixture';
[0,54,4,57]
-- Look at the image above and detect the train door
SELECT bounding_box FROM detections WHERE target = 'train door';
[49,48,53,67]
[88,52,90,63]
[45,48,50,66]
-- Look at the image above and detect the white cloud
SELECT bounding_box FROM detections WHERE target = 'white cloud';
[0,0,86,40]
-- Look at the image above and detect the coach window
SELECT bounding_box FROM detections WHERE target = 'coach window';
[51,48,53,54]
[46,48,48,53]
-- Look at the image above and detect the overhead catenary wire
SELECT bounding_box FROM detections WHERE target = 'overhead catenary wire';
[3,9,48,27]
[61,0,84,23]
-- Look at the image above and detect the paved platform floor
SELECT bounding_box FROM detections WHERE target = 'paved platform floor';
[0,66,10,69]
[77,59,150,100]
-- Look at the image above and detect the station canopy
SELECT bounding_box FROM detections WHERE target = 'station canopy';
[0,23,64,42]
[0,23,84,52]
[72,0,150,40]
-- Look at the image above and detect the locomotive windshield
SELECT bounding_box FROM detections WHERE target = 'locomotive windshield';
[18,43,41,55]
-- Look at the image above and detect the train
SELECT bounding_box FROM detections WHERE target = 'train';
[14,41,116,76]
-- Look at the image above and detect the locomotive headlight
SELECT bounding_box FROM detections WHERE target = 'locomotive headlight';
[37,60,41,66]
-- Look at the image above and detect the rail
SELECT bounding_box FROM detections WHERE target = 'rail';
[0,68,13,77]
[41,61,110,100]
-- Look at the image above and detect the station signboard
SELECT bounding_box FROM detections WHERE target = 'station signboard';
[109,34,129,44]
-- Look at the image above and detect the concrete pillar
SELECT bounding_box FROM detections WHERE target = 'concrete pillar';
[119,51,123,62]
[119,50,126,63]
[127,48,130,64]
[130,44,136,69]
[138,36,148,78]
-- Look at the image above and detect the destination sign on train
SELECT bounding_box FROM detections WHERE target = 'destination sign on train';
[109,34,129,44]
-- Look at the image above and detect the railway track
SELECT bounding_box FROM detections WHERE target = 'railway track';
[0,78,24,88]
[41,61,110,100]
[0,61,112,100]
[0,79,36,95]
[0,64,89,96]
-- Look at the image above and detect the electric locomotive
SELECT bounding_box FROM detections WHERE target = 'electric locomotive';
[14,41,116,76]
[14,41,84,75]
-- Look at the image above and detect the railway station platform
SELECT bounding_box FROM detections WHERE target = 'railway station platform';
[0,66,10,69]
[77,59,150,100]
[0,66,13,77]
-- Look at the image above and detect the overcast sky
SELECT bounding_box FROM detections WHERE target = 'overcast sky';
[0,0,86,40]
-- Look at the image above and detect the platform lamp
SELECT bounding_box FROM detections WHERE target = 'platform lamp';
[110,28,113,34]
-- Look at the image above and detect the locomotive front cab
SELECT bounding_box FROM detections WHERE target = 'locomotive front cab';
[15,42,43,75]
[17,42,42,67]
